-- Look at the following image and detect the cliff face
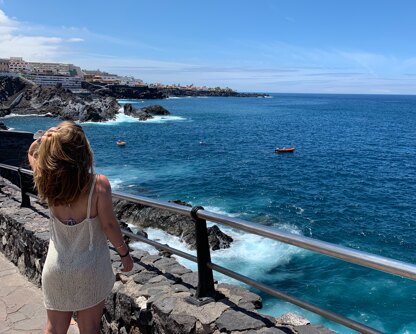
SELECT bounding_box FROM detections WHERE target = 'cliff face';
[0,76,27,103]
[0,77,120,122]
[82,81,166,99]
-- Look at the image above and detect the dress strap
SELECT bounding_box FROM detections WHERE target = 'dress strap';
[87,175,97,219]
[87,175,97,252]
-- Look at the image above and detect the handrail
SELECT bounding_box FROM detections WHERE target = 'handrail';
[113,191,416,281]
[2,162,415,333]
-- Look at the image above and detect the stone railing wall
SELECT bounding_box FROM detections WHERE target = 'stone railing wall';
[0,176,333,334]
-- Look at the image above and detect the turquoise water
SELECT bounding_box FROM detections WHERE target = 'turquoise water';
[4,94,416,333]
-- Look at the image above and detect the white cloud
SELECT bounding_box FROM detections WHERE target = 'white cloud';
[68,38,84,43]
[0,9,83,61]
[0,8,17,34]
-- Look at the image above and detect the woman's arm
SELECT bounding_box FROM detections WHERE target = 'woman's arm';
[96,174,133,272]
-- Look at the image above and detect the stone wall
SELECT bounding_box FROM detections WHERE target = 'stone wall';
[0,177,333,334]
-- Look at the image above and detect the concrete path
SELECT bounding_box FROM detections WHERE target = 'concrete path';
[0,252,79,334]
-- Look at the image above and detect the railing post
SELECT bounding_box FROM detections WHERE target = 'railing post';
[191,206,216,299]
[18,168,31,208]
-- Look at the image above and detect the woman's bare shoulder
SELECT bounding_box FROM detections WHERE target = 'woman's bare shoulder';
[95,174,112,193]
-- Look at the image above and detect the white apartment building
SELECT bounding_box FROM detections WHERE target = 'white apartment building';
[30,62,70,76]
[24,73,81,90]
[119,76,145,86]
[9,57,29,73]
[7,57,83,78]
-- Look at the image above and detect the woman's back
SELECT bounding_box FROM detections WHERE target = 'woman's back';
[28,122,132,332]
[43,175,115,311]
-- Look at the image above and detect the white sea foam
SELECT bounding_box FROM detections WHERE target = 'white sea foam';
[129,205,308,287]
[99,163,192,189]
[3,113,42,118]
[109,178,124,190]
[117,99,145,104]
[85,107,186,125]
[203,205,239,217]
[144,115,186,123]
[292,204,305,214]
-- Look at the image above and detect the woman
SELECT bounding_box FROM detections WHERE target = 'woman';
[28,121,133,334]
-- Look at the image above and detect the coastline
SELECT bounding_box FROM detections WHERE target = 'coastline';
[0,76,268,123]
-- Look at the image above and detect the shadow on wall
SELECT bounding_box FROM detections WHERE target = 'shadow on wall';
[0,130,34,188]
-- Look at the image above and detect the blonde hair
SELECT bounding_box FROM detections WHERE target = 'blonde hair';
[33,121,94,206]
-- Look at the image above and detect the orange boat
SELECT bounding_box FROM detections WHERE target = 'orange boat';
[275,147,295,153]
[116,140,126,146]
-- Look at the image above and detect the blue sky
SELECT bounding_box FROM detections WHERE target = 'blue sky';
[1,0,416,94]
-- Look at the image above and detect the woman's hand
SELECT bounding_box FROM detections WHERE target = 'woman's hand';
[120,253,134,272]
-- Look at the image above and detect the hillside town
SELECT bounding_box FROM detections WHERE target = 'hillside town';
[0,56,224,93]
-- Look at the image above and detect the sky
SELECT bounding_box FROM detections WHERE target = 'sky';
[1,0,416,94]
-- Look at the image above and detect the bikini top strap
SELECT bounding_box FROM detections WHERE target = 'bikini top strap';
[86,175,97,219]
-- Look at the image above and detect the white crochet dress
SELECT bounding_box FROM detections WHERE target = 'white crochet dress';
[42,176,115,311]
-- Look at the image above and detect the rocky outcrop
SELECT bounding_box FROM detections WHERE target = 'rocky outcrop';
[82,81,166,99]
[0,77,120,122]
[81,82,268,99]
[123,103,170,121]
[0,122,8,130]
[113,199,233,250]
[0,76,27,103]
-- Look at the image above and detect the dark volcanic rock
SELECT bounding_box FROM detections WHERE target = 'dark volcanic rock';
[0,77,119,122]
[0,76,27,103]
[140,105,170,115]
[113,199,233,250]
[208,225,234,251]
[82,81,166,99]
[123,104,170,121]
[158,87,269,98]
[123,103,150,121]
[0,122,8,130]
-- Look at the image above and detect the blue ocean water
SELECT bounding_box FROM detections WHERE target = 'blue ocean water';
[4,94,416,333]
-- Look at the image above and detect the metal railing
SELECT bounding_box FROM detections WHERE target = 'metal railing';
[1,162,416,334]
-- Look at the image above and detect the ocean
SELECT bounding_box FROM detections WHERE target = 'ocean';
[4,93,416,333]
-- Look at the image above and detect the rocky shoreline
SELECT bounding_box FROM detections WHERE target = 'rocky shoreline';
[113,199,234,251]
[0,77,269,123]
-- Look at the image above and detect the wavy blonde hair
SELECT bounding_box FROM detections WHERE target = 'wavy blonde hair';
[33,121,94,206]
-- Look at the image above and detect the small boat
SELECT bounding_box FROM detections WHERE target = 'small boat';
[116,140,126,146]
[275,147,295,153]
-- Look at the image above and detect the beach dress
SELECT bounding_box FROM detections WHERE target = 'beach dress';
[42,175,115,311]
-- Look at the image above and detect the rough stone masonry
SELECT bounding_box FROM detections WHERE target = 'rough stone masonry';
[0,176,334,334]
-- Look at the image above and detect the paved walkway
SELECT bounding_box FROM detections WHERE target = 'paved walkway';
[0,252,79,334]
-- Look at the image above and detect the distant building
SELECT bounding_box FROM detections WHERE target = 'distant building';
[0,59,9,72]
[7,57,83,79]
[23,73,81,90]
[29,61,70,75]
[82,69,144,86]
[118,76,145,86]
[9,57,29,73]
